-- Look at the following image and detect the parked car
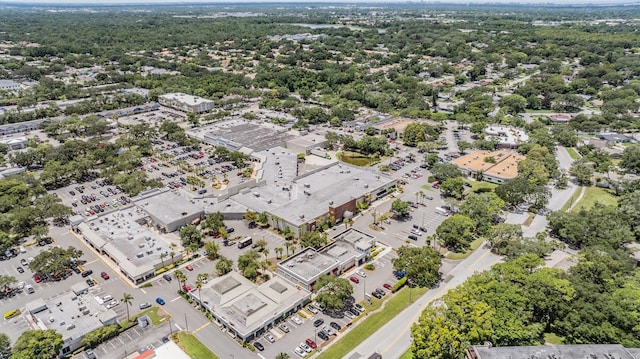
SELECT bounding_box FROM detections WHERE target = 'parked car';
[305,338,317,349]
[330,322,342,331]
[349,276,360,284]
[291,316,303,325]
[354,303,366,313]
[264,333,275,343]
[86,279,95,287]
[356,270,366,278]
[185,265,194,271]
[313,318,324,327]
[182,284,192,292]
[307,305,318,314]
[101,271,110,280]
[322,325,336,336]
[33,274,42,283]
[279,323,290,333]
[139,302,152,309]
[163,274,172,281]
[294,347,306,356]
[383,283,393,290]
[156,297,165,305]
[318,331,330,341]
[81,270,93,278]
[16,266,24,273]
[344,310,356,320]
[300,342,312,353]
[372,291,383,299]
[254,342,264,351]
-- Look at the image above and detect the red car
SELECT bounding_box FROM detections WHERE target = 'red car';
[305,338,317,349]
[383,283,393,290]
[185,265,194,271]
[349,276,359,284]
[183,284,192,292]
[101,272,110,280]
[33,274,42,283]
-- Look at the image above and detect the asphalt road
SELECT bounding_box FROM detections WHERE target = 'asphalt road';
[343,245,502,359]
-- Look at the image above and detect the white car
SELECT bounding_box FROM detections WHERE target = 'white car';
[291,316,303,325]
[17,281,25,290]
[306,305,318,314]
[300,342,312,353]
[106,300,120,309]
[264,333,275,343]
[322,325,336,336]
[294,347,306,357]
[356,270,367,278]
[344,310,356,320]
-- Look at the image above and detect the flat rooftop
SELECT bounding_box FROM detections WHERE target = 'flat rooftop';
[82,207,172,275]
[258,146,299,188]
[197,271,310,336]
[286,133,326,149]
[278,247,338,282]
[29,289,117,341]
[470,344,638,359]
[158,92,214,106]
[485,125,529,146]
[453,150,524,180]
[135,190,203,227]
[201,119,295,152]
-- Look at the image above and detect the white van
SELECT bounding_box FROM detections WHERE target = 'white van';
[102,295,113,303]
[435,207,449,216]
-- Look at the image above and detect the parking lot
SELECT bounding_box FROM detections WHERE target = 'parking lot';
[52,178,132,220]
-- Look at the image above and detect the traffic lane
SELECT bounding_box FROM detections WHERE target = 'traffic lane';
[81,320,170,359]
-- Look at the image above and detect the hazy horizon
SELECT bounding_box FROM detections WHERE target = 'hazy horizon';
[0,0,635,5]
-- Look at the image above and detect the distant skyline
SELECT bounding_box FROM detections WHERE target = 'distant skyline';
[0,0,635,5]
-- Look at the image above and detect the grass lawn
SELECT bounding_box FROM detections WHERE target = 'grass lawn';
[399,349,413,359]
[337,151,380,167]
[574,186,618,211]
[466,181,497,194]
[139,306,171,326]
[523,212,537,227]
[317,286,428,359]
[171,332,220,359]
[446,236,485,260]
[560,186,583,212]
[544,332,565,345]
[565,147,580,160]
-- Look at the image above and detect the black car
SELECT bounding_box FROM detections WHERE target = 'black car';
[371,291,383,299]
[313,319,324,327]
[318,331,329,341]
[81,270,93,277]
[86,279,95,287]
[161,337,170,344]
[163,274,172,281]
[375,288,386,296]
[330,322,342,331]
[253,342,264,351]
[16,266,24,273]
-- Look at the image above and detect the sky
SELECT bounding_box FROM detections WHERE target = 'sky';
[0,0,632,4]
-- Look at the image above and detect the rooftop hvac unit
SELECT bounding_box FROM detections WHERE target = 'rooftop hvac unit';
[304,183,310,188]
[146,250,153,255]
[364,184,369,188]
[329,200,333,205]
[137,252,144,258]
[138,243,145,248]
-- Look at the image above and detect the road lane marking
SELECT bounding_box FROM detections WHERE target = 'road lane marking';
[191,322,210,334]
[140,288,146,294]
[175,324,182,331]
[171,296,181,302]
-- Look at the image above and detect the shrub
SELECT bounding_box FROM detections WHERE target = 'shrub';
[392,277,407,293]
[364,263,376,271]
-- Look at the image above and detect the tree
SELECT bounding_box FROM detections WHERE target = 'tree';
[391,199,411,218]
[0,333,10,358]
[314,275,353,310]
[570,159,594,185]
[620,145,640,174]
[179,225,202,248]
[159,252,167,268]
[411,304,465,359]
[196,274,209,310]
[431,163,462,182]
[276,353,291,359]
[439,177,465,199]
[0,274,17,293]
[203,241,220,260]
[12,329,63,359]
[435,214,475,252]
[459,192,505,235]
[216,256,233,276]
[500,94,527,114]
[392,246,442,288]
[243,210,257,226]
[174,270,187,292]
[238,250,261,280]
[403,123,428,146]
[122,293,134,321]
[274,246,283,259]
[28,246,83,277]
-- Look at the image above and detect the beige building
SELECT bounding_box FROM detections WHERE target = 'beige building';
[453,150,525,184]
[158,92,215,113]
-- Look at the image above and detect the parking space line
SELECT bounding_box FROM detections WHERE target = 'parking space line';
[170,296,181,302]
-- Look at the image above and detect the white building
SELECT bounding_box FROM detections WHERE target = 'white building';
[158,92,215,113]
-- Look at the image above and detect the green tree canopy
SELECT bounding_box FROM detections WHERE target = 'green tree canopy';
[314,275,354,310]
[391,246,442,288]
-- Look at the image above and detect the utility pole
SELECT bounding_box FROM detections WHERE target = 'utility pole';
[185,313,189,333]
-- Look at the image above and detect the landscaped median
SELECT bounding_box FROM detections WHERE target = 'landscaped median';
[171,332,220,359]
[316,286,428,359]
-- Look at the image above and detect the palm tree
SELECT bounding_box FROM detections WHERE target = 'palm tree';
[174,269,186,292]
[284,242,294,256]
[276,353,290,359]
[169,251,176,265]
[274,247,283,259]
[195,276,205,310]
[160,252,167,268]
[122,293,134,321]
[263,248,270,260]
